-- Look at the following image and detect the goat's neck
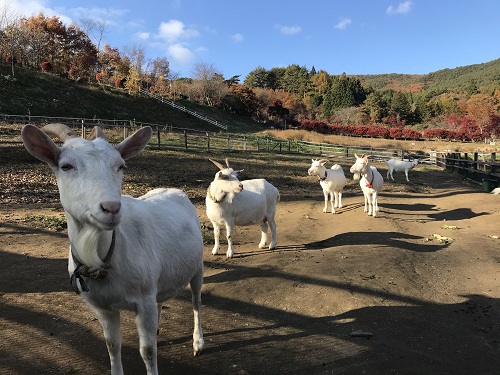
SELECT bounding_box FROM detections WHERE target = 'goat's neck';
[208,182,232,203]
[362,163,373,182]
[317,165,328,180]
[66,213,114,268]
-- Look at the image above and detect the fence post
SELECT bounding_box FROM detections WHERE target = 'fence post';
[243,136,247,151]
[473,152,478,170]
[206,132,210,151]
[81,119,85,138]
[184,130,188,150]
[345,146,349,158]
[227,134,231,151]
[288,140,291,152]
[156,125,160,148]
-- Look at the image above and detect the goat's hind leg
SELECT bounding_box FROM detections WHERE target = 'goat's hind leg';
[258,221,269,249]
[190,268,204,356]
[93,308,124,375]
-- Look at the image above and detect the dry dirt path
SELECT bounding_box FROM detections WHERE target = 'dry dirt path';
[1,173,499,374]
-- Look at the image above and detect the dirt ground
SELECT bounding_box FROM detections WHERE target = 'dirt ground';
[1,164,500,375]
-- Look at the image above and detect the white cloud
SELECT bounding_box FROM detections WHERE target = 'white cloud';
[157,19,199,43]
[6,0,73,24]
[277,24,302,36]
[232,33,244,42]
[386,1,413,15]
[335,18,352,30]
[168,43,195,66]
[135,32,150,40]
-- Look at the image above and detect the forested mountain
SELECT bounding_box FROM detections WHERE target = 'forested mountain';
[354,58,500,93]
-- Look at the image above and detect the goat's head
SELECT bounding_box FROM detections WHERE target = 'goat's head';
[307,159,328,176]
[349,154,369,181]
[21,123,152,230]
[209,158,244,195]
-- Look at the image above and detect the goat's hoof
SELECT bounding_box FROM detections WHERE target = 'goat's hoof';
[226,250,234,258]
[258,243,266,249]
[269,245,276,250]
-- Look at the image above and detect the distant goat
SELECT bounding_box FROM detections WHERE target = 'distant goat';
[492,187,500,195]
[307,159,347,214]
[21,123,204,375]
[350,154,384,217]
[206,158,280,258]
[386,157,419,182]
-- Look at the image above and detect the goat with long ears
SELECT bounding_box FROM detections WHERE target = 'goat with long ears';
[349,154,384,217]
[22,123,204,375]
[206,158,279,258]
[307,158,347,214]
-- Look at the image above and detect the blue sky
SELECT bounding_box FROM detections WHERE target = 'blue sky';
[5,0,500,80]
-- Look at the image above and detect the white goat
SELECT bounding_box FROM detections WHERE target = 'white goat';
[307,159,347,214]
[21,123,204,375]
[349,154,384,217]
[206,158,280,258]
[386,157,419,182]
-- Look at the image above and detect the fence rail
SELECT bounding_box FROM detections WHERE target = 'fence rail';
[1,114,499,190]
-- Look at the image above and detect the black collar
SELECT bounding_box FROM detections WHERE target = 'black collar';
[319,170,328,181]
[70,230,116,294]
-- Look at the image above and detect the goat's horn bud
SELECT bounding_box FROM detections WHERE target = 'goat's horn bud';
[41,123,78,142]
[209,159,225,170]
[88,126,106,140]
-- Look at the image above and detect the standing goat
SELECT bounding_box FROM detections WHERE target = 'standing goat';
[307,159,347,214]
[21,124,204,375]
[349,154,384,217]
[386,157,419,182]
[206,158,280,258]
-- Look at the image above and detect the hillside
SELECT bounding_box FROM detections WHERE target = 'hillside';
[0,63,265,134]
[354,57,500,93]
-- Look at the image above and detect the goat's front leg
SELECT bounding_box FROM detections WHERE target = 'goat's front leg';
[371,192,379,217]
[329,191,336,214]
[267,217,277,250]
[135,299,160,375]
[405,170,410,182]
[211,221,221,255]
[322,190,329,213]
[259,222,269,249]
[93,308,123,375]
[225,221,235,258]
[363,192,369,213]
[190,269,205,356]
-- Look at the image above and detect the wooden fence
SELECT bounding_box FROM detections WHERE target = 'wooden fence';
[2,114,499,190]
[432,151,500,190]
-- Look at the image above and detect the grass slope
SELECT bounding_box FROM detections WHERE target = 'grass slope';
[0,63,265,133]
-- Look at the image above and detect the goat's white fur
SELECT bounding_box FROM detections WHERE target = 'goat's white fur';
[21,124,204,375]
[307,159,347,214]
[206,158,280,258]
[491,187,500,195]
[386,157,419,182]
[350,154,384,217]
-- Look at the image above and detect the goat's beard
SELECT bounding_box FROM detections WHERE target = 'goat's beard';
[352,172,361,181]
[74,224,104,268]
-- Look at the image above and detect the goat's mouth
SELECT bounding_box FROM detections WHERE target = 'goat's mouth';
[90,213,121,230]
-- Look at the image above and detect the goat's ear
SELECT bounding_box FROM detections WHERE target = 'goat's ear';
[21,124,60,167]
[236,169,244,175]
[115,126,152,160]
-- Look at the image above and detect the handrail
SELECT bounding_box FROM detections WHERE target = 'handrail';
[138,88,228,130]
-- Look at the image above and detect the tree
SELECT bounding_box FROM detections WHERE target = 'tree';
[322,74,365,117]
[0,2,20,75]
[279,64,309,98]
[191,62,227,106]
[123,46,145,95]
[78,18,108,52]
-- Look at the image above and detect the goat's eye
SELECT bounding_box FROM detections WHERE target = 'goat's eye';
[118,164,126,172]
[219,174,229,180]
[60,163,73,171]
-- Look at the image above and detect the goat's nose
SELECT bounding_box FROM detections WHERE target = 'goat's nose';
[101,201,121,215]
